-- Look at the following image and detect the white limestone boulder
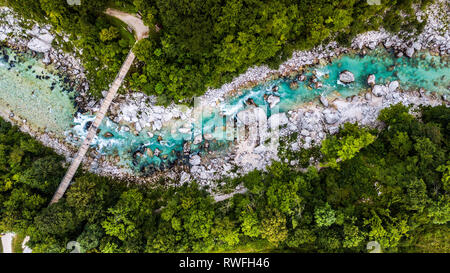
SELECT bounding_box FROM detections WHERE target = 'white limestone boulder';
[339,70,355,84]
[388,81,399,92]
[189,155,201,166]
[372,85,388,97]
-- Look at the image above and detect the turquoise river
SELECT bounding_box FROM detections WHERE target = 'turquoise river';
[0,46,448,174]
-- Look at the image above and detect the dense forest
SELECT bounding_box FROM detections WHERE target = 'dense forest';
[3,0,431,104]
[1,104,448,253]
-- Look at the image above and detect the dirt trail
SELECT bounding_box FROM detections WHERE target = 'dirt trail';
[104,8,150,40]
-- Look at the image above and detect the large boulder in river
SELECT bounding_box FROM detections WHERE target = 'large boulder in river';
[339,70,355,84]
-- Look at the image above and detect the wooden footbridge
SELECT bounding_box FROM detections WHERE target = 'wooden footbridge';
[50,9,149,204]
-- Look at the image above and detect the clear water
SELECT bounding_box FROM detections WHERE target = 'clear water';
[67,48,449,174]
[229,48,449,113]
[0,47,77,133]
[0,45,448,174]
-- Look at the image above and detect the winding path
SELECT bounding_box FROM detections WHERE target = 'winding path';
[104,8,150,40]
[50,9,150,205]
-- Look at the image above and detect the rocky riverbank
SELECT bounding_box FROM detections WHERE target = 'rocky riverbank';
[0,7,87,83]
[0,7,116,176]
[93,0,449,189]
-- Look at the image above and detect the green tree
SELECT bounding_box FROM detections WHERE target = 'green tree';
[314,203,336,228]
[100,27,120,42]
[321,123,375,168]
[260,209,288,246]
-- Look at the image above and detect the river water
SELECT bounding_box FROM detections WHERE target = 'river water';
[0,47,77,133]
[0,46,448,174]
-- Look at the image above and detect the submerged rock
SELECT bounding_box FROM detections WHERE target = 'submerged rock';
[145,147,153,157]
[103,132,113,138]
[246,98,257,106]
[297,74,306,82]
[387,65,395,72]
[290,80,299,90]
[133,151,143,159]
[339,70,355,83]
